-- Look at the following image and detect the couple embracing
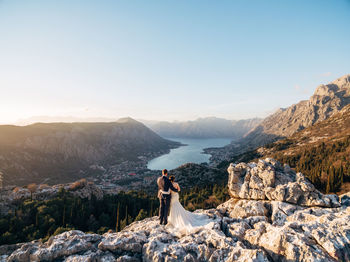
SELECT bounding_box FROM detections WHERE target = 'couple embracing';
[157,169,211,235]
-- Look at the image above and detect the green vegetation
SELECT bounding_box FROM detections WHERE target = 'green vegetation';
[0,189,158,245]
[0,183,229,245]
[180,183,230,211]
[272,136,350,193]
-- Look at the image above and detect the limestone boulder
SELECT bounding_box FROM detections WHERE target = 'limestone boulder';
[227,158,340,207]
[7,231,101,262]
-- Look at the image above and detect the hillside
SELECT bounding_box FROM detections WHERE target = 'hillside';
[142,117,261,139]
[244,74,350,145]
[220,104,350,193]
[2,159,349,261]
[209,74,350,163]
[0,118,179,186]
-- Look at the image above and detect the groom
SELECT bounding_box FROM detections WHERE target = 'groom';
[157,169,178,225]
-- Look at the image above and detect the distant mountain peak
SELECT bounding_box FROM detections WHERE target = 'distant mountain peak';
[312,74,350,97]
[313,84,338,97]
[331,73,350,85]
[116,117,139,124]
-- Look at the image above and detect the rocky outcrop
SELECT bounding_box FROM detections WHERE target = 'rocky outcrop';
[227,158,340,207]
[2,159,350,261]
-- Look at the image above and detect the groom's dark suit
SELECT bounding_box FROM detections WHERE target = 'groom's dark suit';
[157,175,178,225]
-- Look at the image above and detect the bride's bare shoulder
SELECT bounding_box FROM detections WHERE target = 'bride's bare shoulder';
[175,182,181,190]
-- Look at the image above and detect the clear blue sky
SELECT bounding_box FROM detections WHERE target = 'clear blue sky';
[0,0,349,123]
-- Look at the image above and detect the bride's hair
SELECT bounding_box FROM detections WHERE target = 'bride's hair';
[169,175,175,182]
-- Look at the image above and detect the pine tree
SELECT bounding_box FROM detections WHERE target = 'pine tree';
[116,202,120,232]
[326,167,335,193]
[62,205,66,227]
[150,201,153,217]
[125,205,128,227]
[335,165,344,192]
[35,212,39,227]
[120,218,127,230]
[70,206,73,225]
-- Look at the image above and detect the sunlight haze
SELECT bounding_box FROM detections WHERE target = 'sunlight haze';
[0,0,349,124]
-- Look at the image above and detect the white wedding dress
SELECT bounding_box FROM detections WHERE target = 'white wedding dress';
[167,191,212,235]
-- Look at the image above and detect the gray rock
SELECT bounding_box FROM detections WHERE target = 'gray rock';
[340,192,350,206]
[227,158,340,207]
[7,230,102,262]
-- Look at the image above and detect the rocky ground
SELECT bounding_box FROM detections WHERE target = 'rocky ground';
[1,159,350,261]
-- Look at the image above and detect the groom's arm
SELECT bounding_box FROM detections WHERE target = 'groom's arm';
[166,178,178,192]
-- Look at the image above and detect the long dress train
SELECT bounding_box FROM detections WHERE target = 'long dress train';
[167,191,212,235]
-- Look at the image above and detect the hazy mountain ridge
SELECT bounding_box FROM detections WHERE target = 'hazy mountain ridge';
[14,116,118,126]
[142,117,262,139]
[0,118,179,186]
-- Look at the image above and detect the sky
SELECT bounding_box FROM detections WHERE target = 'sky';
[0,0,350,124]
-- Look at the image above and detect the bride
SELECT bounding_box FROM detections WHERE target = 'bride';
[167,175,211,235]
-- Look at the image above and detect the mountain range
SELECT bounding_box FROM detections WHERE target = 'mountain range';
[16,116,262,140]
[14,116,118,126]
[142,117,262,139]
[0,118,179,186]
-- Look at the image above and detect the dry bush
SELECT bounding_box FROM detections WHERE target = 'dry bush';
[13,187,21,193]
[204,195,220,208]
[186,202,195,211]
[27,183,38,193]
[69,179,87,191]
[38,184,50,190]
